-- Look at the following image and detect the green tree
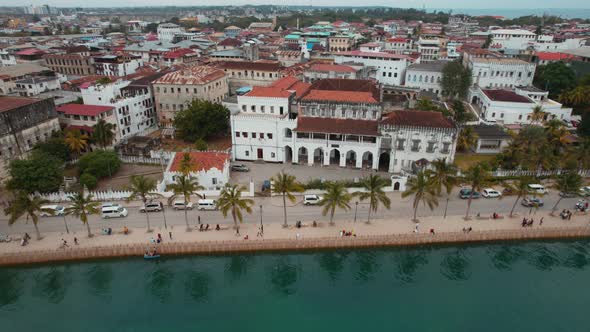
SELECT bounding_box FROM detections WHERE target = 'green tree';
[441,60,473,100]
[78,150,121,179]
[319,181,351,225]
[7,152,64,194]
[194,138,208,151]
[402,170,439,222]
[504,177,533,218]
[534,62,576,98]
[4,192,49,240]
[127,175,161,232]
[167,174,204,231]
[271,171,304,227]
[33,136,70,161]
[427,158,458,218]
[64,129,88,155]
[173,99,230,142]
[530,105,546,124]
[91,119,116,148]
[353,175,391,224]
[96,77,112,85]
[482,34,493,48]
[79,173,97,189]
[577,111,590,137]
[463,162,491,219]
[178,152,193,175]
[216,184,254,234]
[551,172,583,214]
[457,127,479,152]
[64,192,100,238]
[571,137,590,169]
[451,100,475,124]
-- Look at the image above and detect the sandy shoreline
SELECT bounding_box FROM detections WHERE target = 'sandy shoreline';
[1,212,589,266]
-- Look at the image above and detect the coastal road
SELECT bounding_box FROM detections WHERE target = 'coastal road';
[0,191,585,236]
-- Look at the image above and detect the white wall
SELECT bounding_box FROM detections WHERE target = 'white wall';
[333,54,407,86]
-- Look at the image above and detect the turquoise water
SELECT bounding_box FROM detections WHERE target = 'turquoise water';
[2,241,590,331]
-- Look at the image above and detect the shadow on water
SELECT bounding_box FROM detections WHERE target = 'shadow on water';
[32,266,71,304]
[354,250,381,282]
[0,270,25,309]
[184,271,211,303]
[317,251,349,283]
[526,244,560,271]
[440,248,471,281]
[393,248,429,283]
[269,256,299,296]
[146,264,174,303]
[562,241,590,270]
[487,245,526,271]
[86,265,113,299]
[224,255,254,282]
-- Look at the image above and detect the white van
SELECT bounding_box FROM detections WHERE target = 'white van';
[528,184,547,195]
[101,206,128,219]
[197,199,217,211]
[40,205,66,217]
[303,194,323,205]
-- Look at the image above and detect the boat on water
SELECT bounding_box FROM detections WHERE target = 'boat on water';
[144,254,160,260]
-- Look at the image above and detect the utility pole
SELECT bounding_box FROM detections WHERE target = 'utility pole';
[259,204,263,234]
[354,201,358,222]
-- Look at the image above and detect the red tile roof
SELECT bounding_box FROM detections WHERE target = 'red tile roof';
[153,66,225,85]
[381,111,455,129]
[163,48,197,59]
[57,104,114,116]
[245,86,293,98]
[308,63,357,73]
[217,38,242,47]
[15,48,45,56]
[483,89,532,103]
[294,117,379,136]
[536,52,577,61]
[168,151,230,173]
[302,90,378,104]
[0,96,43,113]
[335,50,411,60]
[270,76,311,97]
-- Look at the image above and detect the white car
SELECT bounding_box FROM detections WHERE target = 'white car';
[303,194,323,205]
[172,200,193,210]
[482,188,502,198]
[40,205,66,217]
[527,184,547,195]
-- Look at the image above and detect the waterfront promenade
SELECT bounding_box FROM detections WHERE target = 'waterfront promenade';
[1,211,589,266]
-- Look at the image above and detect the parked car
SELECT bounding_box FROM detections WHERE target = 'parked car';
[559,191,578,198]
[527,184,547,195]
[197,199,217,211]
[459,188,480,199]
[172,200,193,210]
[579,186,590,197]
[101,206,128,219]
[303,194,323,205]
[139,201,163,213]
[40,205,66,217]
[231,164,250,172]
[482,188,502,198]
[521,197,544,207]
[102,202,122,209]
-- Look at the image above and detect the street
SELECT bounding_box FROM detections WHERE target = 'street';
[0,190,585,236]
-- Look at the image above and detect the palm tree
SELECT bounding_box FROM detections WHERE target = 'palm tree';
[216,184,254,234]
[64,129,89,155]
[127,175,161,232]
[354,174,391,224]
[319,181,351,225]
[426,158,458,218]
[64,192,100,237]
[530,105,546,124]
[91,119,116,149]
[504,176,533,218]
[463,162,491,220]
[402,170,439,222]
[167,174,204,231]
[4,191,49,240]
[551,172,583,214]
[271,171,304,228]
[456,127,478,152]
[178,152,193,175]
[571,137,590,170]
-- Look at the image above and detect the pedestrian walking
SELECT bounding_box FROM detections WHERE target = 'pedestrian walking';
[568,212,572,220]
[61,239,68,247]
[169,231,173,240]
[198,216,201,224]
[74,237,78,245]
[414,223,419,233]
[540,217,544,226]
[430,228,435,235]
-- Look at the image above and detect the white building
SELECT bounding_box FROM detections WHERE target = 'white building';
[14,76,61,97]
[404,61,447,96]
[56,104,119,144]
[465,55,536,89]
[469,86,573,124]
[162,151,230,191]
[384,37,413,53]
[157,23,185,42]
[0,51,17,67]
[94,55,143,77]
[417,37,441,62]
[81,80,157,139]
[490,29,537,51]
[333,51,410,86]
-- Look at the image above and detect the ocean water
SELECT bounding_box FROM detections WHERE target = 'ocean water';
[1,240,590,331]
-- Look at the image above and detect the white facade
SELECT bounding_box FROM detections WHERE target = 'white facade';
[14,76,61,97]
[404,61,447,96]
[467,57,536,89]
[490,29,537,51]
[0,51,17,67]
[94,57,143,77]
[162,152,230,191]
[534,38,587,52]
[81,81,157,139]
[157,23,185,42]
[469,86,573,125]
[417,37,441,62]
[333,51,409,86]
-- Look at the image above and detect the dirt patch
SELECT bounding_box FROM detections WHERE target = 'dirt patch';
[160,135,231,152]
[95,164,163,191]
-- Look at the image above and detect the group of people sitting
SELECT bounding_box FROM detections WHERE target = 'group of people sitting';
[462,227,473,233]
[102,228,113,235]
[20,233,31,246]
[150,233,164,244]
[199,224,221,231]
[492,212,503,219]
[339,229,356,237]
[521,217,538,227]
[560,210,573,220]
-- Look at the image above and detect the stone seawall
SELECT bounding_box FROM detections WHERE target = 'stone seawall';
[2,227,590,267]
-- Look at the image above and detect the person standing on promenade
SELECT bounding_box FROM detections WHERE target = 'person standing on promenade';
[74,237,78,245]
[198,216,201,225]
[61,239,68,247]
[540,217,544,226]
[169,231,173,240]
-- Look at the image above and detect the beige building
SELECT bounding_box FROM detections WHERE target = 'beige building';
[215,61,283,93]
[43,53,95,76]
[153,66,228,125]
[329,35,355,52]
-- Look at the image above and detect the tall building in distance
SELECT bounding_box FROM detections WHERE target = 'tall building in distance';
[23,4,52,15]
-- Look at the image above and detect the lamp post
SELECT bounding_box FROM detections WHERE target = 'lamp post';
[259,204,263,235]
[354,201,358,223]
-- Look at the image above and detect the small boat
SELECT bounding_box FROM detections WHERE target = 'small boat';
[144,254,161,260]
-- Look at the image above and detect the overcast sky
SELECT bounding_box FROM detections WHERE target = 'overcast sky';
[3,0,590,8]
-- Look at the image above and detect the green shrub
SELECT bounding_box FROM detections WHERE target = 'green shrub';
[78,150,121,179]
[194,138,208,151]
[79,173,97,189]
